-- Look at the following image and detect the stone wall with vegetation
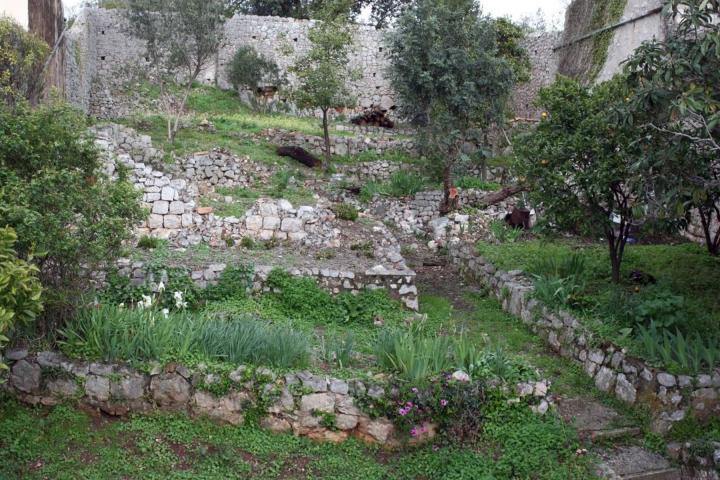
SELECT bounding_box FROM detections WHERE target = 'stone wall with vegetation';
[262,128,416,157]
[448,242,720,432]
[62,7,560,120]
[112,261,420,311]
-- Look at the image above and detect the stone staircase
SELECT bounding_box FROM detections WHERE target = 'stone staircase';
[557,397,681,480]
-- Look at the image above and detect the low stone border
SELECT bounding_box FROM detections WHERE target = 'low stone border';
[114,261,420,311]
[448,242,720,432]
[1,351,551,446]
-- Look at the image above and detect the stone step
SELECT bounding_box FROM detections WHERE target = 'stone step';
[596,446,681,480]
[589,427,643,443]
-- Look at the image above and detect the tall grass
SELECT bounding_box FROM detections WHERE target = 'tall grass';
[60,306,309,368]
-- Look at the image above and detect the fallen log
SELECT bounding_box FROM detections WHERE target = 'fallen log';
[476,185,527,207]
[276,146,322,168]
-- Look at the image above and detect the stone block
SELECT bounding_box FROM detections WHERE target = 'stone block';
[164,215,181,229]
[263,216,280,230]
[281,218,302,233]
[150,373,190,408]
[169,201,185,214]
[152,201,169,215]
[11,360,41,393]
[246,215,263,231]
[595,367,616,393]
[85,375,111,401]
[161,186,175,201]
[148,214,164,229]
[300,393,335,413]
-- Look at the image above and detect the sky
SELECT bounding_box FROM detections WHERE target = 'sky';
[29,0,568,30]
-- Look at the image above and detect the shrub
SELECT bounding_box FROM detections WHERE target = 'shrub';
[454,176,501,191]
[635,322,720,375]
[60,305,310,368]
[137,235,162,249]
[529,253,588,309]
[0,228,43,370]
[203,264,254,302]
[387,171,427,197]
[0,17,49,105]
[226,45,281,93]
[489,220,524,243]
[334,203,359,221]
[0,101,144,328]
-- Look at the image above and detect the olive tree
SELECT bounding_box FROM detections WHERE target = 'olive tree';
[624,0,720,255]
[126,0,238,141]
[289,0,357,169]
[385,0,515,213]
[0,17,49,106]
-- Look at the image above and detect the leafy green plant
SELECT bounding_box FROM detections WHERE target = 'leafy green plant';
[454,176,501,191]
[203,265,254,302]
[226,45,281,94]
[60,305,309,368]
[635,322,720,374]
[334,203,358,221]
[529,253,588,310]
[489,220,524,243]
[630,288,685,330]
[0,228,42,371]
[318,332,355,368]
[387,171,427,197]
[137,235,163,250]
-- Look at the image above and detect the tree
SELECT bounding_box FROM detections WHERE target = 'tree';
[126,0,238,142]
[385,0,515,213]
[226,45,281,93]
[235,0,410,27]
[624,0,720,255]
[0,101,144,330]
[0,17,49,106]
[289,0,357,169]
[514,77,642,283]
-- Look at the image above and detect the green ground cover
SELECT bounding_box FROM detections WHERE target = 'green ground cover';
[475,238,720,374]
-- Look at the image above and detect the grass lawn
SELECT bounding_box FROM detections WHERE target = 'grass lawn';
[475,238,720,374]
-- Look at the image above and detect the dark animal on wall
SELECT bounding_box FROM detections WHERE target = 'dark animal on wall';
[504,207,531,229]
[276,146,322,168]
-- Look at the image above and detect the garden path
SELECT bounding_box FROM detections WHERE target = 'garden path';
[410,251,681,480]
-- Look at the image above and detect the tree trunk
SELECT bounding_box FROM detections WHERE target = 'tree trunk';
[476,185,527,207]
[439,164,457,215]
[170,78,194,143]
[606,223,629,284]
[321,108,331,171]
[698,206,720,256]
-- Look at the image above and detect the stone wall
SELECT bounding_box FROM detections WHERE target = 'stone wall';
[63,7,561,121]
[448,242,720,432]
[2,351,552,445]
[115,260,419,311]
[2,351,397,444]
[261,128,416,157]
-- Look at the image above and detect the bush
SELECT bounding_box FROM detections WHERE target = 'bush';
[0,228,43,370]
[60,305,310,368]
[454,176,500,191]
[264,269,404,325]
[334,203,359,221]
[387,171,426,197]
[529,253,589,309]
[203,264,254,302]
[0,101,144,327]
[137,235,162,249]
[635,322,720,375]
[0,17,49,105]
[226,45,281,93]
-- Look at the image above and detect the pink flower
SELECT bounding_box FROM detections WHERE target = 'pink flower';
[398,407,409,416]
[411,387,419,393]
[440,399,448,407]
[410,427,418,437]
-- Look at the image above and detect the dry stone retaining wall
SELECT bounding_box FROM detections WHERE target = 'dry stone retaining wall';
[262,129,416,157]
[2,351,552,445]
[448,242,720,432]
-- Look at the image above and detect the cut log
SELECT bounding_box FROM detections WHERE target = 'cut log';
[276,146,322,168]
[476,185,526,208]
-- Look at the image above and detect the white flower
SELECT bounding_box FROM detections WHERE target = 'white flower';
[173,291,186,309]
[118,303,125,309]
[157,281,165,292]
[139,294,153,310]
[162,308,169,318]
[451,370,471,382]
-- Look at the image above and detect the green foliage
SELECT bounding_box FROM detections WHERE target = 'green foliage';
[226,45,281,92]
[488,220,524,244]
[126,0,238,141]
[386,0,516,208]
[514,76,642,282]
[318,332,356,368]
[630,288,685,330]
[454,176,501,191]
[635,322,720,375]
[203,265,255,302]
[0,101,144,325]
[624,0,720,256]
[264,269,404,326]
[137,235,163,250]
[334,203,358,221]
[60,305,310,368]
[494,17,531,83]
[359,171,429,201]
[0,228,42,370]
[289,0,357,166]
[0,17,49,105]
[529,253,589,309]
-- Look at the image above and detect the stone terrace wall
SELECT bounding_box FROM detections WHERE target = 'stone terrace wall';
[262,129,416,157]
[2,351,397,444]
[448,242,720,432]
[63,7,560,120]
[114,261,419,311]
[2,351,552,445]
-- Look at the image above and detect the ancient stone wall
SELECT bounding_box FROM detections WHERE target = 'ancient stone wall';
[62,7,560,121]
[448,242,720,432]
[262,129,416,158]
